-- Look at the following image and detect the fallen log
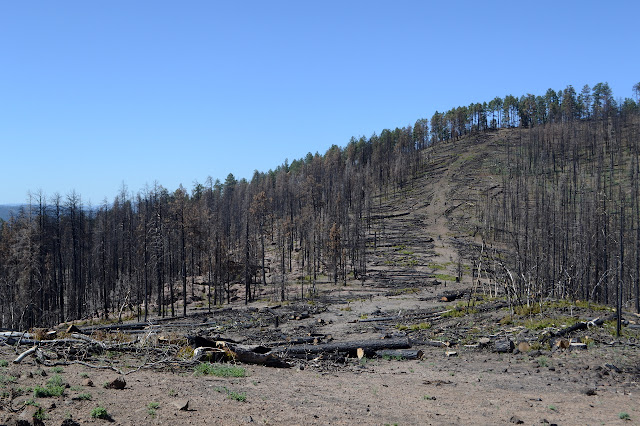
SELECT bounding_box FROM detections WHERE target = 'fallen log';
[438,291,466,302]
[0,331,33,339]
[71,333,107,349]
[543,314,617,341]
[0,336,90,346]
[376,349,423,360]
[358,317,398,323]
[273,336,411,357]
[186,334,239,348]
[265,336,324,346]
[215,341,290,368]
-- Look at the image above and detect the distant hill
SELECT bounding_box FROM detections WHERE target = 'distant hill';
[0,205,22,221]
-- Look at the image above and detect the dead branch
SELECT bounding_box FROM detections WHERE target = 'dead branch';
[13,346,37,364]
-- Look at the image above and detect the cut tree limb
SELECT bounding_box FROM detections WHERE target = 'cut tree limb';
[13,346,37,364]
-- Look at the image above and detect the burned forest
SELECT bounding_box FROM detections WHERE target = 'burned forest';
[0,82,639,425]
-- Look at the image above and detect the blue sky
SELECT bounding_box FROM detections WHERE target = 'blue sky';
[1,1,638,205]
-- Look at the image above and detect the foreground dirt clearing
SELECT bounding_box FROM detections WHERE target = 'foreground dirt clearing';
[1,342,638,426]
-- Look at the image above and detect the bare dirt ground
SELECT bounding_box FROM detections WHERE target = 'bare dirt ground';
[2,134,639,425]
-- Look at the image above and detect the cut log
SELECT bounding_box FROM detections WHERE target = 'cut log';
[193,347,227,363]
[376,349,424,360]
[273,336,411,357]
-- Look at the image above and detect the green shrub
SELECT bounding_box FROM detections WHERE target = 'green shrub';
[34,385,64,398]
[47,374,64,388]
[33,374,65,398]
[34,407,47,421]
[90,406,110,419]
[536,356,549,368]
[0,360,8,367]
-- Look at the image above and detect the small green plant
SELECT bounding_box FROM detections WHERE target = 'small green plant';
[34,407,47,421]
[536,356,549,368]
[228,391,247,402]
[90,406,110,419]
[0,360,8,367]
[193,363,246,378]
[619,412,630,420]
[0,374,17,385]
[147,402,159,417]
[80,372,89,378]
[50,366,64,374]
[410,322,431,331]
[24,398,40,407]
[76,393,92,400]
[213,386,246,402]
[548,405,557,411]
[168,388,177,397]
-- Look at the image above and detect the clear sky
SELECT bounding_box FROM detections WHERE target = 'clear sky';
[1,1,638,205]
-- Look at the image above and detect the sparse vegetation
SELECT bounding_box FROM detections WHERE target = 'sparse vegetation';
[214,386,247,402]
[193,363,246,378]
[33,374,65,398]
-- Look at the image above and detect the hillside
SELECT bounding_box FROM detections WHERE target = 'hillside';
[2,125,639,425]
